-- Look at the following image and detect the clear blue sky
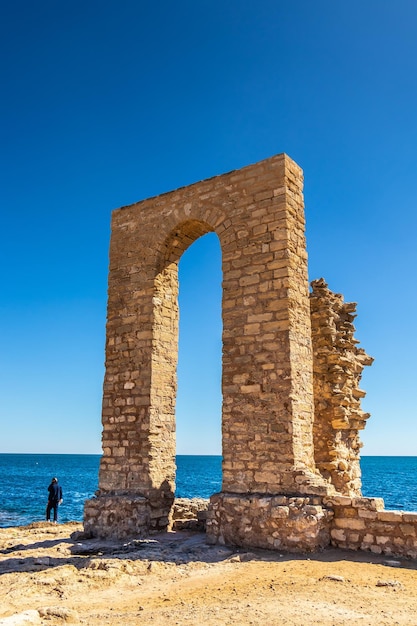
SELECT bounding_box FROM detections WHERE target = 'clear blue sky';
[1,1,416,455]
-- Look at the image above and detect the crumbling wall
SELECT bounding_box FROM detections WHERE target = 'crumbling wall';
[170,498,209,531]
[310,278,373,496]
[325,495,417,559]
[173,495,417,560]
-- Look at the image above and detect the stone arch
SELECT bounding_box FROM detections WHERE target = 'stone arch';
[84,153,333,542]
[157,219,214,270]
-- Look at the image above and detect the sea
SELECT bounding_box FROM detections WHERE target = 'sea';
[0,454,416,528]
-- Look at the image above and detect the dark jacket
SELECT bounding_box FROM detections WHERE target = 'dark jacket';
[48,482,62,503]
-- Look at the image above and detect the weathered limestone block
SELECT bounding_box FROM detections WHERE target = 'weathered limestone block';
[310,279,373,496]
[378,510,403,522]
[331,528,346,542]
[333,517,366,531]
[352,497,385,511]
[357,509,378,520]
[171,497,209,520]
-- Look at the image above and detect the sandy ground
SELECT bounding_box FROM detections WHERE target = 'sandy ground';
[1,522,417,625]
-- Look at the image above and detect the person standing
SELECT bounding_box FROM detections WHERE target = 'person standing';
[46,477,63,523]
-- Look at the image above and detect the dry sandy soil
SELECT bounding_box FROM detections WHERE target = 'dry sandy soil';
[1,522,417,625]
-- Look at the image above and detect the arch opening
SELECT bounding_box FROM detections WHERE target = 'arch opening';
[175,232,223,498]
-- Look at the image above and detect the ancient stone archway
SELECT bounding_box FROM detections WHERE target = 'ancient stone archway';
[84,154,331,541]
[83,154,417,559]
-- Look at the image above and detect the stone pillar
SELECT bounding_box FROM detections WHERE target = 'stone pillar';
[84,235,180,537]
[220,157,327,496]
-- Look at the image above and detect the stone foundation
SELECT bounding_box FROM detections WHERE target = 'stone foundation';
[84,495,150,539]
[84,495,208,538]
[206,493,333,552]
[206,494,417,559]
[84,494,417,560]
[83,494,173,539]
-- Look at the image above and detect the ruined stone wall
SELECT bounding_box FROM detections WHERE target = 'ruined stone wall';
[165,496,417,560]
[170,498,209,531]
[84,153,413,559]
[325,496,417,559]
[310,279,373,496]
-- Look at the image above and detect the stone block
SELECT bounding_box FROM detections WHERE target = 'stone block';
[400,524,416,537]
[358,509,378,520]
[352,498,384,511]
[377,510,403,522]
[376,535,391,545]
[324,496,352,507]
[331,528,346,542]
[271,506,290,519]
[393,536,405,547]
[334,518,366,531]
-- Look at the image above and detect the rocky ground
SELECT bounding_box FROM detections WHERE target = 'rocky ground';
[1,522,417,625]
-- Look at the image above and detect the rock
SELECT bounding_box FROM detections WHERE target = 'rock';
[228,555,242,563]
[38,607,80,622]
[383,560,402,567]
[376,580,403,588]
[227,552,256,563]
[172,518,204,531]
[0,611,41,625]
[320,574,345,582]
[70,530,89,541]
[238,552,257,562]
[170,499,209,531]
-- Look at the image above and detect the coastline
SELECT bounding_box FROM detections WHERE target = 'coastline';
[1,522,417,625]
[1,455,417,530]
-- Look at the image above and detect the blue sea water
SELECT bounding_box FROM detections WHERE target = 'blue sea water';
[0,454,416,528]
